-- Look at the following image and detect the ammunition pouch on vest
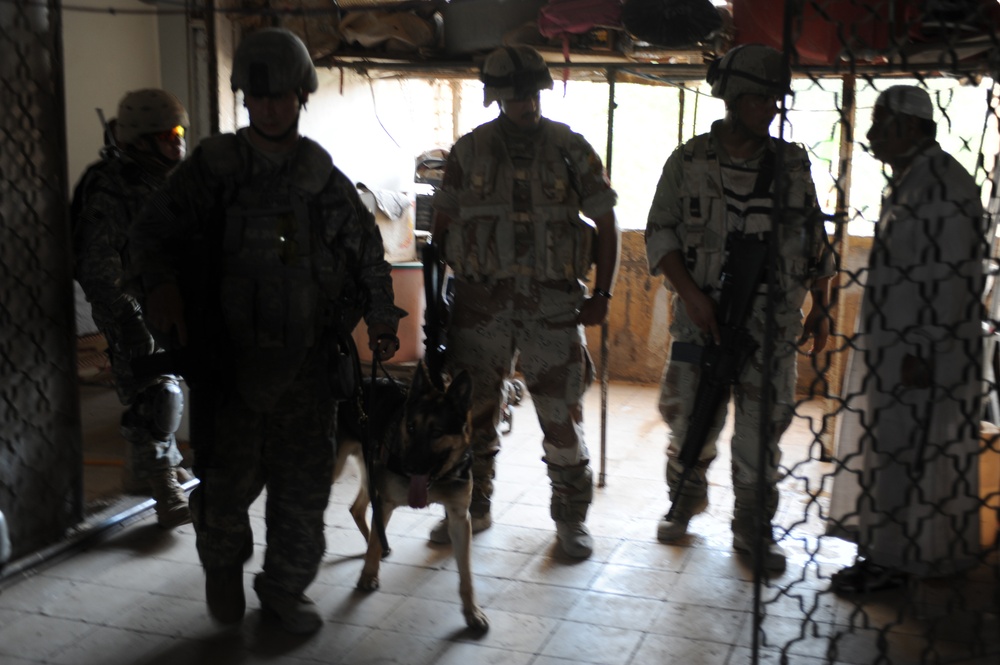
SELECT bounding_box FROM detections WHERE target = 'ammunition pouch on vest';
[444,120,595,282]
[678,134,821,311]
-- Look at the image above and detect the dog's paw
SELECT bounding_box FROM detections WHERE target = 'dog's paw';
[357,574,380,592]
[463,606,489,632]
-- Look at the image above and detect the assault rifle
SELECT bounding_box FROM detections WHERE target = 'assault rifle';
[666,233,769,520]
[421,239,449,391]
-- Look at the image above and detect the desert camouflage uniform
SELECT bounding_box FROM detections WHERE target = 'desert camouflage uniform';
[129,129,400,595]
[645,121,832,533]
[73,150,184,481]
[433,115,617,523]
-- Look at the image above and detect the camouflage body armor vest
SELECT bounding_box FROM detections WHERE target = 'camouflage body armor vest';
[198,133,351,405]
[444,119,594,282]
[677,133,822,312]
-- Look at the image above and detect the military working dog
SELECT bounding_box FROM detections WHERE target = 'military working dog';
[333,362,488,631]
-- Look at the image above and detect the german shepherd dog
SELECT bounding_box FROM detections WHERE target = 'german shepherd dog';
[333,361,488,631]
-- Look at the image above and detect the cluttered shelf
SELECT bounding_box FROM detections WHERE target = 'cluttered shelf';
[228,1,1000,80]
[231,0,725,76]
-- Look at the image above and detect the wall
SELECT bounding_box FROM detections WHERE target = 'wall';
[62,0,164,187]
[64,1,172,335]
[586,230,670,384]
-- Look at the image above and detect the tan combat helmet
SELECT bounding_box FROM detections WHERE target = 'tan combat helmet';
[115,89,188,146]
[480,45,554,107]
[706,44,791,104]
[231,27,318,98]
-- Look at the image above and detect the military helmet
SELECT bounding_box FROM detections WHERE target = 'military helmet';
[480,45,554,107]
[706,44,791,104]
[231,28,318,97]
[115,89,189,145]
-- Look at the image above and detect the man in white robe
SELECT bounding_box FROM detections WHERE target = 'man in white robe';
[827,85,985,592]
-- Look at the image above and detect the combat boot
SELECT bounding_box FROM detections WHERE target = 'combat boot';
[254,573,323,634]
[656,493,708,543]
[555,521,593,559]
[205,565,245,624]
[150,468,191,529]
[656,515,692,543]
[732,525,787,574]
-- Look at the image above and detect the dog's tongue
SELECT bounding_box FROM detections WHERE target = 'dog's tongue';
[408,474,429,509]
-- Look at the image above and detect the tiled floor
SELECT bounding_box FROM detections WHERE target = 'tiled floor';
[0,379,997,665]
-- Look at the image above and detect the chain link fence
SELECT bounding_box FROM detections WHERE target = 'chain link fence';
[0,1,82,564]
[0,0,998,662]
[754,2,1000,663]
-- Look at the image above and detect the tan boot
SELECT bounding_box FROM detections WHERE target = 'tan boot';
[555,521,593,559]
[150,468,191,529]
[733,529,787,574]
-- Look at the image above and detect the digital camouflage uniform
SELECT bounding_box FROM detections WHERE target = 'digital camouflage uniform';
[645,121,832,536]
[73,150,185,484]
[128,129,400,597]
[433,115,617,524]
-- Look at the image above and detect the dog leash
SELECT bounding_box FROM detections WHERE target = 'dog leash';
[365,353,391,556]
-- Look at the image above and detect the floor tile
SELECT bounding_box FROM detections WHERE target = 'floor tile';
[0,613,97,661]
[539,620,646,664]
[452,607,558,653]
[630,631,733,665]
[430,640,534,665]
[1,380,992,664]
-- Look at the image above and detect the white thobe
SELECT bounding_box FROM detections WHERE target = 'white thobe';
[828,141,984,577]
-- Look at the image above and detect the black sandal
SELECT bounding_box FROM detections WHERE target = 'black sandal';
[830,559,907,594]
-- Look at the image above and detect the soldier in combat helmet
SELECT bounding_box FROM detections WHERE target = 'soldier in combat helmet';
[129,28,401,633]
[429,45,621,559]
[645,44,833,572]
[72,88,191,529]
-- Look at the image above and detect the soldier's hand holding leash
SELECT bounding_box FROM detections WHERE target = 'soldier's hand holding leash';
[368,322,399,362]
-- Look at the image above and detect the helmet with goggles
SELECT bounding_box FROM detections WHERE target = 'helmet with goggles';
[115,89,189,145]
